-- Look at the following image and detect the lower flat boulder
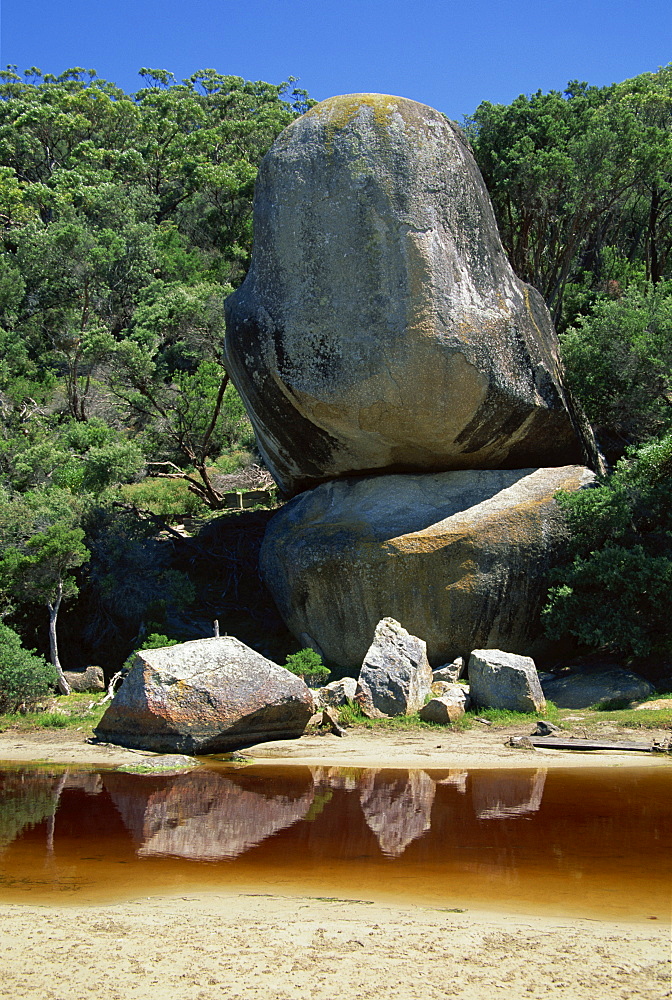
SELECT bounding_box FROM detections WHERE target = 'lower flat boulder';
[468,648,546,713]
[94,637,314,754]
[356,618,433,717]
[261,465,594,669]
[540,666,655,709]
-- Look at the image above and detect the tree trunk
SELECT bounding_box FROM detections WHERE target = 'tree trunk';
[47,584,71,695]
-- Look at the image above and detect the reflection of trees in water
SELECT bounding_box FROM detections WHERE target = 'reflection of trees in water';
[0,769,102,850]
[0,771,58,849]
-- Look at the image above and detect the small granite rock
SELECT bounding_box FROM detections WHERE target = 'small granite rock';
[419,695,466,724]
[356,618,433,717]
[433,657,465,684]
[468,649,546,713]
[63,665,105,693]
[314,676,358,709]
[532,720,562,736]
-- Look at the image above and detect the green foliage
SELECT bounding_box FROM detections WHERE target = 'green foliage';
[543,434,672,657]
[138,633,180,651]
[467,66,672,323]
[560,280,672,452]
[37,712,68,728]
[465,703,559,725]
[119,477,210,519]
[0,623,56,712]
[284,648,330,686]
[0,772,57,848]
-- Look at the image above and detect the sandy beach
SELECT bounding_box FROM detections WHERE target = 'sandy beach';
[0,726,670,1000]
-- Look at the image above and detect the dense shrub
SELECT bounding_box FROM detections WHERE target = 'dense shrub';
[0,624,57,712]
[284,648,330,687]
[542,434,672,658]
[560,281,672,456]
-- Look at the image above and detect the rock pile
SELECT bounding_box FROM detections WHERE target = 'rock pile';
[225,93,601,668]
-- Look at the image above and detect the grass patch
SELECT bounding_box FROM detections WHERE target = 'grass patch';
[337,700,471,731]
[117,761,195,773]
[37,713,69,728]
[0,693,108,734]
[465,702,560,726]
[336,699,560,732]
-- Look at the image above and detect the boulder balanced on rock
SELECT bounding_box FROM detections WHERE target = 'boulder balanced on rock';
[95,637,314,754]
[225,93,599,497]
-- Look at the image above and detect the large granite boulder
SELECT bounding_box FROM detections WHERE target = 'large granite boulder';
[260,465,594,670]
[540,666,655,709]
[225,93,599,496]
[356,618,433,717]
[468,649,546,713]
[94,637,314,754]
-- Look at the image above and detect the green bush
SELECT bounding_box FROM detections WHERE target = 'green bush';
[560,280,672,453]
[0,623,57,712]
[123,633,180,671]
[119,477,209,520]
[543,434,672,657]
[284,648,330,687]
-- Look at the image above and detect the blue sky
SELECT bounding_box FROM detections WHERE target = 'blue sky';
[1,0,669,120]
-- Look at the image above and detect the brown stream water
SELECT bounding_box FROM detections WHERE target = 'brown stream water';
[0,763,669,920]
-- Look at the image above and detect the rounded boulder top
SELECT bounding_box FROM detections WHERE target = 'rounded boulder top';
[225,93,599,497]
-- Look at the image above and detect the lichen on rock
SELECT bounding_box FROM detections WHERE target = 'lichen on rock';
[225,93,600,497]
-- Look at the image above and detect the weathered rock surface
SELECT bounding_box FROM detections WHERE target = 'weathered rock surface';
[355,618,432,717]
[94,637,314,754]
[419,686,467,724]
[433,658,465,684]
[468,649,546,713]
[314,676,358,709]
[540,667,655,709]
[225,93,599,496]
[63,665,105,693]
[261,465,594,669]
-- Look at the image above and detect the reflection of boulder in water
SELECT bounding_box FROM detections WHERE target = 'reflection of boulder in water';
[311,766,359,792]
[432,770,468,793]
[106,769,314,860]
[471,769,547,820]
[359,769,435,857]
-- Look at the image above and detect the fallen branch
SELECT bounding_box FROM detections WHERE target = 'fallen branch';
[99,670,124,707]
